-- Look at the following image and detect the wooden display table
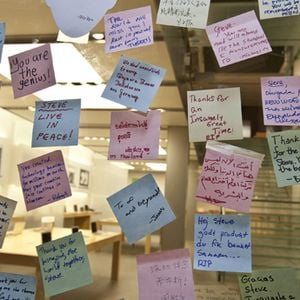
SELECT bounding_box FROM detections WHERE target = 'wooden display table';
[97,217,152,254]
[0,227,122,300]
[64,211,101,229]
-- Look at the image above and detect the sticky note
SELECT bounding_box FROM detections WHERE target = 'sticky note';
[102,56,165,113]
[105,6,153,53]
[18,150,72,211]
[156,0,210,29]
[0,272,36,300]
[9,44,56,98]
[238,268,300,300]
[267,130,300,187]
[108,110,160,160]
[206,10,272,67]
[261,76,300,126]
[0,22,5,63]
[196,141,264,213]
[46,0,118,38]
[107,174,176,244]
[137,249,196,300]
[187,88,243,142]
[194,214,251,272]
[258,0,300,19]
[195,284,240,300]
[36,232,93,297]
[0,196,17,248]
[32,99,81,147]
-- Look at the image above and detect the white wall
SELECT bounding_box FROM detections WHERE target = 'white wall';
[0,108,128,226]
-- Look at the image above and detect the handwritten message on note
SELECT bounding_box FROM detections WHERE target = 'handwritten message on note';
[108,110,160,160]
[156,0,211,29]
[267,130,300,187]
[102,56,165,113]
[0,196,17,248]
[196,141,264,213]
[46,0,118,38]
[258,0,300,19]
[105,6,153,53]
[37,232,92,297]
[32,99,81,147]
[137,249,196,300]
[238,268,300,300]
[9,44,56,98]
[261,76,300,126]
[206,10,272,67]
[194,214,251,273]
[0,22,5,63]
[107,174,176,244]
[0,272,36,300]
[18,150,71,211]
[187,88,243,142]
[195,285,240,300]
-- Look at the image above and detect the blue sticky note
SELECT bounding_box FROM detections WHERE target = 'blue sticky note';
[102,56,166,113]
[267,130,300,187]
[32,99,81,147]
[194,214,251,272]
[0,272,36,300]
[107,174,176,244]
[0,22,5,63]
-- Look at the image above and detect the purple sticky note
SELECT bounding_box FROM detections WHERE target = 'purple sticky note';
[196,141,264,213]
[206,10,272,67]
[137,249,196,300]
[18,150,71,211]
[261,76,300,126]
[9,44,56,98]
[105,6,153,53]
[108,110,160,160]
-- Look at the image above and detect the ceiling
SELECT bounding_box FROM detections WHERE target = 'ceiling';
[1,0,300,169]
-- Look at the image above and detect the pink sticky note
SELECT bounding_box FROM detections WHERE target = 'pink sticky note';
[261,76,300,126]
[108,110,160,160]
[137,249,196,300]
[105,6,153,53]
[9,44,56,98]
[18,150,71,211]
[206,10,272,67]
[196,142,264,213]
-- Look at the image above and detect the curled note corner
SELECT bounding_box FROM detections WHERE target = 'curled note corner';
[46,0,118,38]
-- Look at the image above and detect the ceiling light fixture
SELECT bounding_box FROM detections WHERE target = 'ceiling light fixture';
[83,136,91,141]
[145,163,167,172]
[28,106,35,112]
[92,33,105,40]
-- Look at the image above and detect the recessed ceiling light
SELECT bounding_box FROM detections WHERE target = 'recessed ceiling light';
[28,106,35,112]
[105,138,110,142]
[92,33,105,40]
[92,137,98,141]
[157,108,165,112]
[145,163,167,172]
[83,136,91,141]
[99,137,105,141]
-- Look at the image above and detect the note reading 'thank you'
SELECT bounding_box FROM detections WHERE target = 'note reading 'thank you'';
[18,150,71,210]
[9,44,56,98]
[107,174,176,244]
[194,214,251,273]
[206,10,272,67]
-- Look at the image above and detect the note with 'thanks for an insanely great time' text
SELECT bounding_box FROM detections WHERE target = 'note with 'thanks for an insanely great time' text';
[9,44,56,98]
[36,231,92,297]
[196,141,264,213]
[108,110,160,160]
[268,130,300,187]
[206,10,272,67]
[105,6,153,53]
[238,268,300,300]
[32,99,81,147]
[102,56,165,113]
[194,214,251,273]
[18,150,71,211]
[137,248,196,300]
[107,174,176,244]
[187,87,243,142]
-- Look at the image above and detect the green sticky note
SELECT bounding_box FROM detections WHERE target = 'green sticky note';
[238,268,300,300]
[267,130,300,187]
[36,232,93,297]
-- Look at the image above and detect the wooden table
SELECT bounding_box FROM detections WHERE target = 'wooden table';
[64,211,101,229]
[97,217,152,254]
[0,227,122,300]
